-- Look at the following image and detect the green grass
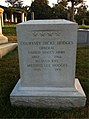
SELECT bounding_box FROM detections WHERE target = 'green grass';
[0,46,89,118]
[2,25,16,36]
[78,25,89,29]
[4,24,16,27]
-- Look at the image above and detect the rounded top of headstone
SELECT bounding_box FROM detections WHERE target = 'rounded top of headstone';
[0,8,4,14]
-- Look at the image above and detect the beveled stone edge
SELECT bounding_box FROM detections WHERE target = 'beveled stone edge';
[10,78,86,107]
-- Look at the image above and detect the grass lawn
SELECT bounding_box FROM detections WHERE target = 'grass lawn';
[78,25,89,29]
[2,25,17,43]
[2,25,16,36]
[0,45,89,118]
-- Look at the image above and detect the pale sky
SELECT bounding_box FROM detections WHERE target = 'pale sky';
[0,0,89,7]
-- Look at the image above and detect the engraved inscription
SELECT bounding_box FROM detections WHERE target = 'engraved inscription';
[20,31,74,72]
[28,30,62,37]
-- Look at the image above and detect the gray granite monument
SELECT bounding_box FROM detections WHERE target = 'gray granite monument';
[10,20,86,108]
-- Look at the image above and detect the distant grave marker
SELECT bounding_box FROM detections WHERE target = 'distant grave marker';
[0,8,17,58]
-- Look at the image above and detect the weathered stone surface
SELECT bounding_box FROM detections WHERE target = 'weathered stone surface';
[78,29,89,44]
[10,79,86,108]
[0,35,8,44]
[0,43,18,58]
[0,8,8,44]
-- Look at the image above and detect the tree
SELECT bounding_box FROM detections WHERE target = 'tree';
[75,4,88,25]
[14,0,23,8]
[5,0,23,8]
[18,0,23,7]
[57,0,84,21]
[51,2,68,19]
[29,0,51,19]
[86,11,89,25]
[34,0,49,5]
[5,0,17,7]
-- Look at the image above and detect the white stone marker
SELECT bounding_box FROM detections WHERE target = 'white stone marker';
[0,8,18,58]
[10,20,86,108]
[0,8,8,44]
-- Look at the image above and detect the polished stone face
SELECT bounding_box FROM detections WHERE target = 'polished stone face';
[17,20,77,87]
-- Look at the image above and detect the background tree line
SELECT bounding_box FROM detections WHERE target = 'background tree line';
[5,0,89,25]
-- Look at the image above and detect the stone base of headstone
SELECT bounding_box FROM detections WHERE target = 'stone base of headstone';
[0,34,8,44]
[10,78,86,108]
[0,43,18,58]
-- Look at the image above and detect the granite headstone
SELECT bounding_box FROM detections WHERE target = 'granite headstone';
[10,20,86,108]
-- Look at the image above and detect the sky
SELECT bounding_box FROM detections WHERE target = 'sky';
[0,0,89,7]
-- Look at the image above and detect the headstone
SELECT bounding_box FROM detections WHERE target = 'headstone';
[78,29,89,44]
[10,20,86,108]
[0,8,8,44]
[31,12,34,20]
[0,8,17,58]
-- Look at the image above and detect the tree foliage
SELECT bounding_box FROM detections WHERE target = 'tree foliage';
[14,0,23,7]
[5,0,89,25]
[57,0,84,21]
[86,11,89,25]
[29,0,51,19]
[33,0,49,5]
[75,4,88,24]
[5,0,23,8]
[51,2,68,19]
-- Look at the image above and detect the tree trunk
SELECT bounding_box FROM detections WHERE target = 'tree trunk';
[70,1,74,21]
[82,19,85,25]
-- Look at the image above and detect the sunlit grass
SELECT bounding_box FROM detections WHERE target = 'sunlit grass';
[78,25,89,29]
